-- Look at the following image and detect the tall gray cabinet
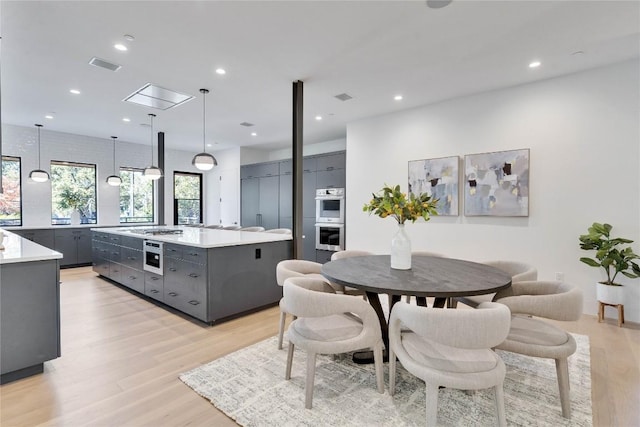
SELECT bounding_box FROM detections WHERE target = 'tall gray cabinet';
[241,151,345,262]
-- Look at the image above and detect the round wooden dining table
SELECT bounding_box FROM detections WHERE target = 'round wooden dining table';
[321,254,512,363]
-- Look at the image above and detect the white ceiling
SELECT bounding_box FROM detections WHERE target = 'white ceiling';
[2,1,638,153]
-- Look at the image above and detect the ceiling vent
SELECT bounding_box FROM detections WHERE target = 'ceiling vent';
[240,122,255,127]
[334,93,353,101]
[88,57,122,72]
[123,83,194,110]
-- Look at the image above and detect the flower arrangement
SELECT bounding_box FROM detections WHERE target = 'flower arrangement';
[363,184,438,224]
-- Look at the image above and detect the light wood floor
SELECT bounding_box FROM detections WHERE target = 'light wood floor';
[1,267,638,426]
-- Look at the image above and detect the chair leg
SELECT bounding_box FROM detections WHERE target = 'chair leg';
[494,383,507,427]
[277,311,287,350]
[305,352,317,409]
[425,383,439,427]
[389,346,397,396]
[285,342,295,380]
[555,357,572,418]
[447,297,458,308]
[373,342,384,394]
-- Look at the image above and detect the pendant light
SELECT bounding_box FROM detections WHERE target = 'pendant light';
[106,136,122,186]
[143,113,163,179]
[29,124,49,182]
[191,88,218,171]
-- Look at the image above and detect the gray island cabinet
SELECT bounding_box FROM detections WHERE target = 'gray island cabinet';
[0,229,62,384]
[91,227,292,324]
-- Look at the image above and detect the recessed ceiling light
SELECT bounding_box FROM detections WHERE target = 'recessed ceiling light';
[123,34,135,41]
[122,117,131,122]
[529,61,541,68]
[206,143,212,147]
[70,89,81,94]
[215,68,226,75]
[114,44,128,51]
[45,115,54,119]
[251,132,257,136]
[571,50,585,56]
[315,115,322,121]
[394,95,403,101]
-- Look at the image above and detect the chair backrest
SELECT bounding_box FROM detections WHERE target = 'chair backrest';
[264,228,292,234]
[239,226,265,232]
[483,260,537,282]
[276,259,323,286]
[330,249,373,261]
[390,301,511,350]
[222,225,242,230]
[204,224,223,229]
[495,280,583,321]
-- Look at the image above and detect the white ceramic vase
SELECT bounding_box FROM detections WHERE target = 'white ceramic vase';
[391,223,411,270]
[596,282,624,305]
[70,210,81,225]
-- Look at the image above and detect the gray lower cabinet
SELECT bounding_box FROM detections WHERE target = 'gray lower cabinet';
[10,229,55,249]
[92,231,145,295]
[241,175,279,229]
[144,272,164,302]
[54,228,93,267]
[302,218,316,262]
[316,249,335,264]
[0,259,60,384]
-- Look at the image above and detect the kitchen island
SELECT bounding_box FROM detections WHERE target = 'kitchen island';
[91,226,292,324]
[0,229,63,384]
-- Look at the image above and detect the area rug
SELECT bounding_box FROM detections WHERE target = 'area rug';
[180,334,591,426]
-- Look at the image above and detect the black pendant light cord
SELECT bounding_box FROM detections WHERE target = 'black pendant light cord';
[111,136,118,174]
[35,124,43,168]
[200,88,209,153]
[149,113,156,165]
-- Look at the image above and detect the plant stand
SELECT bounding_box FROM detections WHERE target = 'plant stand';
[598,301,624,327]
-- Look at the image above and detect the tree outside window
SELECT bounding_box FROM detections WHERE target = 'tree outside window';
[51,161,97,225]
[120,168,154,223]
[0,156,22,226]
[174,172,202,225]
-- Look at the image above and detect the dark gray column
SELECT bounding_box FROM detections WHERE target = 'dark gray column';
[292,81,304,259]
[158,131,165,226]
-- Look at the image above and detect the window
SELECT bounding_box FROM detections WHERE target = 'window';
[120,168,154,223]
[0,156,22,226]
[174,172,202,225]
[51,161,97,225]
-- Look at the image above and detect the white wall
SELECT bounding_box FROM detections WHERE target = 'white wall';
[346,60,640,322]
[1,124,235,227]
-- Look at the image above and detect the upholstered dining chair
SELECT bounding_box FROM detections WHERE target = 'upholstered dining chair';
[204,224,223,229]
[389,301,511,427]
[222,225,242,230]
[454,260,537,308]
[493,280,583,419]
[264,228,292,234]
[239,226,265,232]
[329,250,373,297]
[275,259,330,350]
[283,276,384,409]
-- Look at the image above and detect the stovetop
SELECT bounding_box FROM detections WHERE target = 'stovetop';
[128,228,184,236]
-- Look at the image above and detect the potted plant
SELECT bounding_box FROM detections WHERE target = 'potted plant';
[579,222,640,304]
[363,184,438,270]
[58,189,86,225]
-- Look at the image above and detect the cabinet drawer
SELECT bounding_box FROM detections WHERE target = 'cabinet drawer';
[120,265,144,294]
[108,246,122,262]
[120,236,142,250]
[92,231,110,242]
[121,247,143,270]
[144,273,164,302]
[106,234,121,245]
[165,262,206,291]
[108,262,122,283]
[163,284,207,321]
[164,244,183,259]
[92,259,110,276]
[182,247,207,264]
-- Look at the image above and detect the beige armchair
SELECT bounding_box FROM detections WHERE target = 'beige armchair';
[239,226,265,232]
[493,280,583,419]
[389,301,511,427]
[275,259,329,349]
[264,228,292,234]
[454,260,537,308]
[283,276,384,409]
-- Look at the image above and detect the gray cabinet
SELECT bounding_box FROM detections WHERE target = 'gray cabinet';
[1,259,60,383]
[316,249,335,264]
[91,231,144,294]
[11,229,54,249]
[241,175,279,229]
[164,245,208,321]
[144,272,164,302]
[303,218,316,261]
[54,228,92,267]
[241,162,279,179]
[316,152,346,189]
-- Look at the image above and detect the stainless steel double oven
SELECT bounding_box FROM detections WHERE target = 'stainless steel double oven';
[315,188,345,251]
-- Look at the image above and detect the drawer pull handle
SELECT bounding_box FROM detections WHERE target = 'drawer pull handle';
[129,275,136,280]
[150,276,159,281]
[149,289,159,294]
[167,248,177,252]
[169,267,177,272]
[112,252,119,256]
[188,300,200,306]
[327,166,334,171]
[168,292,178,297]
[188,252,198,257]
[188,273,199,278]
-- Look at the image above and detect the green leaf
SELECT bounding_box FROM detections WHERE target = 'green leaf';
[580,257,600,267]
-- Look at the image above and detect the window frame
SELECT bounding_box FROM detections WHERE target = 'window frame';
[173,171,203,225]
[119,167,155,224]
[50,160,98,225]
[0,155,23,227]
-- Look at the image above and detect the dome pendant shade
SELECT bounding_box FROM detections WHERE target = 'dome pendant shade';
[106,175,122,186]
[192,152,217,170]
[144,166,163,180]
[30,169,50,182]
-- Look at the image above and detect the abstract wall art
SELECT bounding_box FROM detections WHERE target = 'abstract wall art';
[408,156,459,216]
[464,148,530,216]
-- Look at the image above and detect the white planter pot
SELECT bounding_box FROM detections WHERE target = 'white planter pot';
[70,210,81,225]
[391,224,411,270]
[596,282,624,305]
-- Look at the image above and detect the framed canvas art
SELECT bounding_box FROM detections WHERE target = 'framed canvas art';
[464,148,530,216]
[408,156,459,216]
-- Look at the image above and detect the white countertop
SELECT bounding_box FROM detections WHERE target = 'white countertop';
[0,229,63,265]
[91,226,292,248]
